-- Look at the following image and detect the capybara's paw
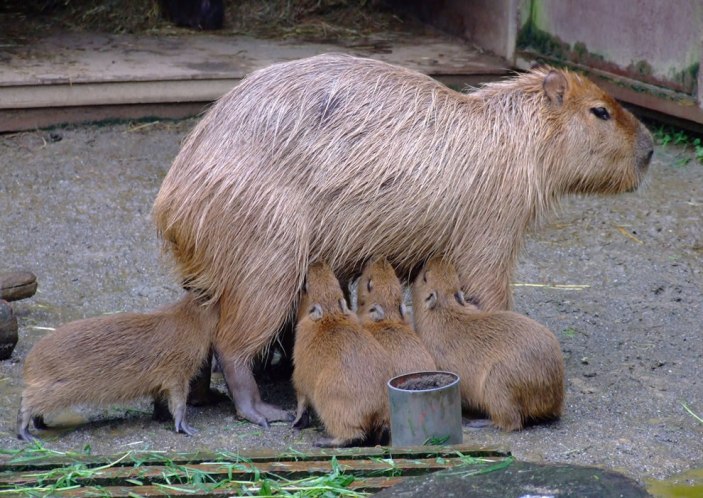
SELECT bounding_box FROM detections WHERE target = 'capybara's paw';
[176,421,198,436]
[236,406,271,428]
[463,418,493,429]
[17,427,38,443]
[258,402,293,423]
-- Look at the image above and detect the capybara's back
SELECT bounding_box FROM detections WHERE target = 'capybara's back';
[357,257,436,376]
[293,262,391,447]
[153,53,651,425]
[18,293,218,441]
[412,258,564,431]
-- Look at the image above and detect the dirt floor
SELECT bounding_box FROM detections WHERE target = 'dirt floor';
[0,117,701,489]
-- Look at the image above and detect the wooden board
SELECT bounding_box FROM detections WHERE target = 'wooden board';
[0,32,510,131]
[0,444,511,496]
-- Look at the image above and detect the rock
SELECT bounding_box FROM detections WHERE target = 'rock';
[373,460,650,498]
[0,271,38,302]
[0,300,18,360]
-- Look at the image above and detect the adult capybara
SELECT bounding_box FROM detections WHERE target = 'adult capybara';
[293,262,391,447]
[152,53,653,425]
[17,293,218,442]
[357,257,436,376]
[411,258,564,431]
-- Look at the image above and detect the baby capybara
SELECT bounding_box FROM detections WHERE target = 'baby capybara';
[17,293,218,442]
[293,262,391,447]
[356,257,436,376]
[411,258,564,431]
[153,54,653,425]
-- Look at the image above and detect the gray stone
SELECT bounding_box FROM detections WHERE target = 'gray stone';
[373,460,650,498]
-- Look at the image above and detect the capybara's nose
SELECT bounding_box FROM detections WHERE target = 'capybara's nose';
[636,125,654,171]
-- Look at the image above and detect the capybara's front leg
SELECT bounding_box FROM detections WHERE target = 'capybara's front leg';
[219,359,291,427]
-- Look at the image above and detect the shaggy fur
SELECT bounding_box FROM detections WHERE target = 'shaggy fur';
[357,257,436,376]
[292,262,391,447]
[17,293,218,441]
[412,258,564,431]
[152,54,652,424]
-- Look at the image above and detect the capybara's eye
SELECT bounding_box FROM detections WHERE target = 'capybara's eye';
[454,291,464,305]
[367,279,373,292]
[591,107,610,120]
[422,272,427,283]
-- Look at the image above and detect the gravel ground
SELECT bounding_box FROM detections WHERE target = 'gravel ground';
[0,119,701,487]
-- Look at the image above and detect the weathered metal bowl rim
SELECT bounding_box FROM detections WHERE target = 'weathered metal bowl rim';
[387,370,460,393]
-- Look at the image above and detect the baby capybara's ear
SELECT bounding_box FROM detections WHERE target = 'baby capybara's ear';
[309,304,323,321]
[368,304,385,322]
[399,303,408,321]
[454,290,466,306]
[425,291,438,310]
[543,70,568,106]
[338,298,352,315]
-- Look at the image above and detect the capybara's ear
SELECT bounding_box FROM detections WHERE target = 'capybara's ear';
[425,291,438,310]
[543,70,568,106]
[369,304,385,322]
[339,298,352,315]
[399,302,408,321]
[454,290,466,306]
[309,304,323,321]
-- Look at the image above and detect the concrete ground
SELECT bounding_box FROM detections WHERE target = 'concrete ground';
[0,119,701,490]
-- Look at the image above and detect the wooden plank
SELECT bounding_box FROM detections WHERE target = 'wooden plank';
[0,31,511,131]
[2,456,503,487]
[0,446,511,497]
[0,444,508,471]
[38,476,408,497]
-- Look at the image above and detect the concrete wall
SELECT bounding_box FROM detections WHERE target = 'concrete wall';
[517,0,701,96]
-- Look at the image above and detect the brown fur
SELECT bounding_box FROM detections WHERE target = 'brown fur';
[17,293,218,441]
[411,258,564,431]
[292,262,391,447]
[357,257,436,376]
[152,54,652,424]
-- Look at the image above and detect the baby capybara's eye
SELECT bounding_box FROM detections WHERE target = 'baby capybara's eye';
[591,107,610,120]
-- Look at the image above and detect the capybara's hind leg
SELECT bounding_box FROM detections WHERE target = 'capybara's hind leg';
[484,387,523,431]
[219,359,291,427]
[215,287,295,427]
[17,402,36,442]
[168,386,197,436]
